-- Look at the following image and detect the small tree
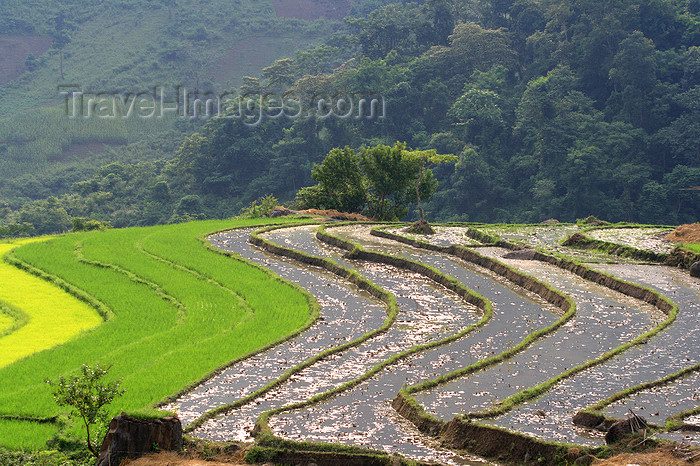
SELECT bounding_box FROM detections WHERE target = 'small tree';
[360,142,417,220]
[241,194,279,218]
[47,364,124,457]
[403,149,457,224]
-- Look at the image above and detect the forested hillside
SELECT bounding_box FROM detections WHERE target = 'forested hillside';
[2,0,700,235]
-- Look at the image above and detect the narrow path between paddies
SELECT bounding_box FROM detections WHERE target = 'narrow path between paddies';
[0,300,27,339]
[474,262,691,445]
[198,226,487,465]
[167,228,386,426]
[415,247,658,425]
[0,239,102,368]
[266,225,555,463]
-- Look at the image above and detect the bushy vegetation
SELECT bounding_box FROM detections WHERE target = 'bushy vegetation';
[47,364,124,456]
[0,0,373,234]
[296,143,454,220]
[156,0,700,225]
[241,194,279,218]
[0,217,313,449]
[2,0,699,235]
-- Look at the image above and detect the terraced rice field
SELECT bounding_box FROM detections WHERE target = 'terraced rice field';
[586,227,675,254]
[0,218,313,448]
[0,238,102,368]
[2,219,699,463]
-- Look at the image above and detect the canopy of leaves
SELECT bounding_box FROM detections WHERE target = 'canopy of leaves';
[47,364,124,456]
[2,0,700,233]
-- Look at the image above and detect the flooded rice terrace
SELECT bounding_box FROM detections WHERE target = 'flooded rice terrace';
[485,262,699,446]
[170,223,700,462]
[587,227,676,254]
[170,226,492,464]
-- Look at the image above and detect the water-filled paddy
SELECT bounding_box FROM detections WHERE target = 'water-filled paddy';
[180,226,488,464]
[169,223,700,460]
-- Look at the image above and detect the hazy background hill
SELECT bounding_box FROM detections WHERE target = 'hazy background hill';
[1,0,699,235]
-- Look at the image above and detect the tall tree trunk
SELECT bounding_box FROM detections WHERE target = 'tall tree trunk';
[60,49,64,80]
[416,168,425,222]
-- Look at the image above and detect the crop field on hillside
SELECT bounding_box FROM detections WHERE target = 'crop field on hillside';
[0,217,313,448]
[0,238,102,367]
[1,219,699,464]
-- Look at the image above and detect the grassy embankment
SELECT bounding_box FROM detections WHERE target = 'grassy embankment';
[0,217,314,449]
[680,243,700,254]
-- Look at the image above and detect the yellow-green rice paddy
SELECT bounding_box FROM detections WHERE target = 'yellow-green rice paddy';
[0,239,102,368]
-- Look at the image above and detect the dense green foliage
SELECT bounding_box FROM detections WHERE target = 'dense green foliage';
[0,218,312,449]
[296,143,449,220]
[2,0,699,233]
[161,0,700,224]
[0,0,397,236]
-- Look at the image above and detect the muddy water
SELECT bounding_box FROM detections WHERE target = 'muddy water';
[587,228,675,254]
[478,224,641,263]
[169,224,697,459]
[606,372,700,420]
[266,226,556,463]
[193,226,488,464]
[488,263,700,445]
[165,228,387,425]
[413,252,657,421]
[361,234,658,440]
[386,226,482,247]
[589,265,700,420]
[481,225,579,249]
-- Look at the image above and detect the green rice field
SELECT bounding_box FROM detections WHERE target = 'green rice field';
[0,217,313,448]
[0,238,102,368]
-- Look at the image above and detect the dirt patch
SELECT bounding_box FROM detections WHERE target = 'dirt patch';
[581,215,610,226]
[592,444,699,465]
[0,36,52,84]
[405,220,435,235]
[123,451,244,465]
[665,223,700,243]
[270,0,350,20]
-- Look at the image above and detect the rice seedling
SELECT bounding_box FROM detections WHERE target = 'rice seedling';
[0,420,58,451]
[0,240,102,368]
[0,217,312,448]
